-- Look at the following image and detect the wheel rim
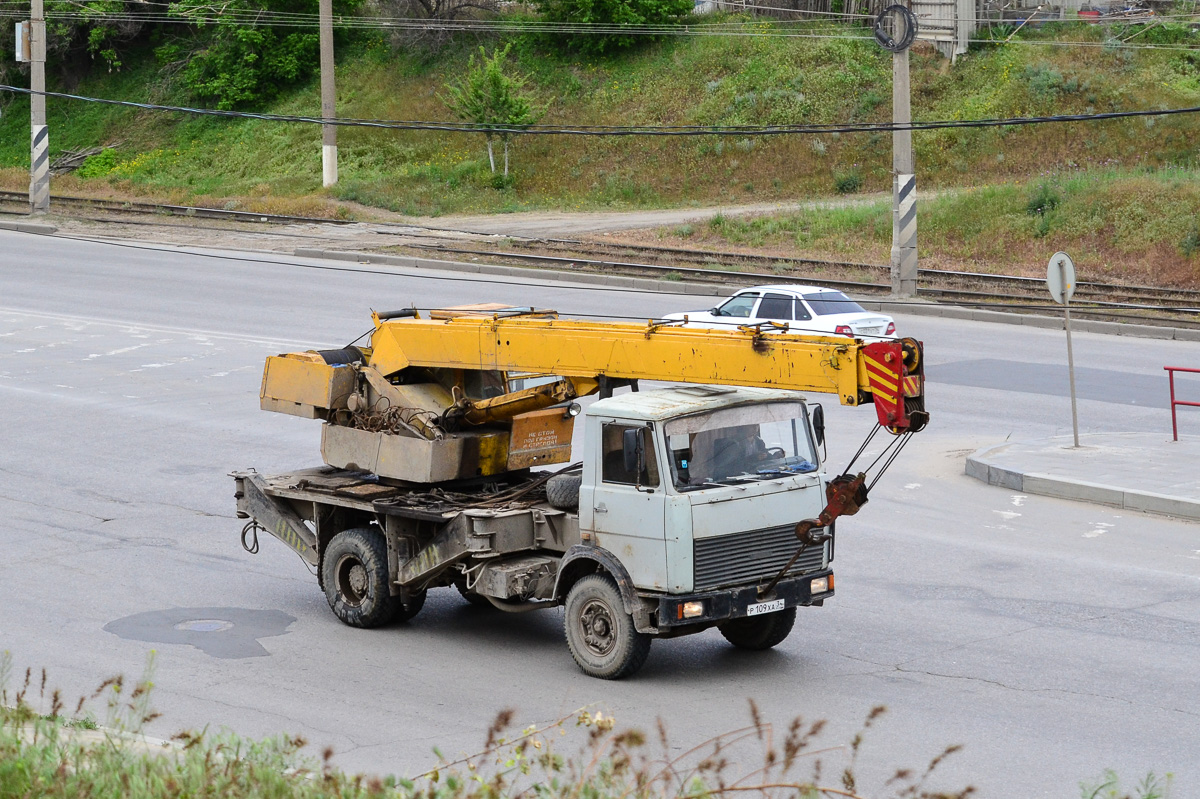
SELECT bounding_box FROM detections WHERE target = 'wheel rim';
[579,598,617,657]
[335,554,369,607]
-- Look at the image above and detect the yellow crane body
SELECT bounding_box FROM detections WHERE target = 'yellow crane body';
[259,307,926,484]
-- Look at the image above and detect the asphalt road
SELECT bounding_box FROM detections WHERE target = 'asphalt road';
[3,228,1200,797]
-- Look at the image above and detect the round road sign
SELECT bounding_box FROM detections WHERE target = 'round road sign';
[1046,251,1076,305]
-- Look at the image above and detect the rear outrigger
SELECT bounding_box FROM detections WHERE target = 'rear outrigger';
[234,304,927,678]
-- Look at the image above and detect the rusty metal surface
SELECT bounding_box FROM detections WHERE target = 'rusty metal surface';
[508,407,573,469]
[237,473,319,566]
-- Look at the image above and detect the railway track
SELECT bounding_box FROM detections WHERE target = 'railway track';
[0,190,356,226]
[409,239,1200,329]
[5,190,1199,328]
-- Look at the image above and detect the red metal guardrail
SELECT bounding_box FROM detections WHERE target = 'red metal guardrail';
[1165,366,1200,441]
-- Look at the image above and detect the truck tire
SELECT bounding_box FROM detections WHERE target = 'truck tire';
[546,472,582,511]
[322,527,417,628]
[564,574,651,679]
[718,607,796,650]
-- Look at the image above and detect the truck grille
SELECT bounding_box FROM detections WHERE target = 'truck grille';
[693,525,826,591]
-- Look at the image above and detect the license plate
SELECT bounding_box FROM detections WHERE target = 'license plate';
[746,599,785,617]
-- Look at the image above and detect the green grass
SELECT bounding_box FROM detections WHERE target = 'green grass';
[1,18,1198,213]
[668,167,1200,285]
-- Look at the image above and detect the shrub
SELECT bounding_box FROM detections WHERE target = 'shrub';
[75,149,119,178]
[834,171,863,194]
[1026,182,1060,216]
[159,0,364,110]
[532,0,694,54]
[1181,222,1200,258]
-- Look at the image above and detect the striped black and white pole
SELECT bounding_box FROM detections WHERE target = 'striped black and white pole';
[891,172,917,297]
[890,35,917,299]
[30,125,49,211]
[29,0,49,212]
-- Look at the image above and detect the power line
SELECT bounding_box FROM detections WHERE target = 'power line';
[3,84,1199,136]
[1,6,1198,50]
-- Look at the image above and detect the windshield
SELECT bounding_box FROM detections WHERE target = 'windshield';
[715,293,759,318]
[663,402,819,491]
[803,291,865,316]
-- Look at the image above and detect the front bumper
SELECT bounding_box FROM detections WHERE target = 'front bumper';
[653,570,834,629]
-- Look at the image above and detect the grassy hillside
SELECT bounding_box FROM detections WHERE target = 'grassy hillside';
[1,18,1198,280]
[649,168,1200,284]
[2,20,1199,208]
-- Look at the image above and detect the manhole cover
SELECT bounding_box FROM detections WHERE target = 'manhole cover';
[105,607,295,659]
[173,619,234,633]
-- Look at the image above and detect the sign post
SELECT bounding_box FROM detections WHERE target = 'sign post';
[1047,251,1080,447]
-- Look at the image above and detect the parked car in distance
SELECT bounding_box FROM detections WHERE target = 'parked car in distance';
[663,285,895,339]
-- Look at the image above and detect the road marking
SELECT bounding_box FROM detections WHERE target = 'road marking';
[0,306,328,349]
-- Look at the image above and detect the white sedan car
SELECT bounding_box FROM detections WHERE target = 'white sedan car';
[663,284,895,339]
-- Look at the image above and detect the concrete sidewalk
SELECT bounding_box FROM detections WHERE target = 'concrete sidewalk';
[966,433,1200,522]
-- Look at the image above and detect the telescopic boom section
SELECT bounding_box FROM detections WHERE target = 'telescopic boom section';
[367,309,926,433]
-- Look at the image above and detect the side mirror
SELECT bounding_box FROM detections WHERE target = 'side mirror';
[623,428,645,475]
[711,307,722,316]
[811,404,825,447]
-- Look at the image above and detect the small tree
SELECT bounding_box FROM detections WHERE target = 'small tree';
[441,44,544,179]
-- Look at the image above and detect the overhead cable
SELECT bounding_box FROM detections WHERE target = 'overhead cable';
[2,84,1199,135]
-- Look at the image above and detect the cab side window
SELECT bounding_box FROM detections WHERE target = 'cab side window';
[600,424,660,487]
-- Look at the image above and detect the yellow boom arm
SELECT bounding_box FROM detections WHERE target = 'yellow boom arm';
[366,309,925,432]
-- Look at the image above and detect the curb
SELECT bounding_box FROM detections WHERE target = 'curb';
[294,247,1200,342]
[965,444,1200,522]
[0,219,57,235]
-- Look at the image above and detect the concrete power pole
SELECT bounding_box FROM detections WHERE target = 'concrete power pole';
[29,0,49,211]
[890,46,917,298]
[318,0,337,187]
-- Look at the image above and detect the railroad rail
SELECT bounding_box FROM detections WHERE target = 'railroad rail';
[4,190,1198,329]
[409,241,1200,329]
[0,189,356,226]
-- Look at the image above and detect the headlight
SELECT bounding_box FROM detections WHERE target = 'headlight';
[681,600,705,619]
[810,576,829,594]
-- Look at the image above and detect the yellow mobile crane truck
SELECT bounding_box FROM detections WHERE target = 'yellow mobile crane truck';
[234,304,927,678]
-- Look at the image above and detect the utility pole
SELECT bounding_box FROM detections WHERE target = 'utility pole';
[318,0,337,187]
[873,4,918,298]
[890,46,917,298]
[29,0,49,212]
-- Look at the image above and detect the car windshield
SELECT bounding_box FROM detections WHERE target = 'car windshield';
[663,402,819,491]
[803,291,865,316]
[715,294,758,318]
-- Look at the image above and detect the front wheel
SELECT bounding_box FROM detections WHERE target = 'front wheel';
[322,527,422,627]
[563,574,651,679]
[718,607,796,650]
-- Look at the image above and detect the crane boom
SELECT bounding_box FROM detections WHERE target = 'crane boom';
[365,308,925,432]
[258,305,926,483]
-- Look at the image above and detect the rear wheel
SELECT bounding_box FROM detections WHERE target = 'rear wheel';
[718,607,796,650]
[564,574,651,679]
[322,528,422,627]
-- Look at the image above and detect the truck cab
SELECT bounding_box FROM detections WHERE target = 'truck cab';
[554,386,835,677]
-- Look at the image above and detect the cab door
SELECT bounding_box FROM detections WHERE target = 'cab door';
[584,420,668,591]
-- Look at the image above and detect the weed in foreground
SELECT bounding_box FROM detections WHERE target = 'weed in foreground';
[1080,768,1173,799]
[1,654,981,799]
